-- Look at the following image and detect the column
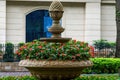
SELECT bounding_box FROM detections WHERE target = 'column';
[0,0,6,43]
[85,2,101,43]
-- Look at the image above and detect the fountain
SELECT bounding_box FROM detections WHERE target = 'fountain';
[40,0,71,43]
[19,0,93,80]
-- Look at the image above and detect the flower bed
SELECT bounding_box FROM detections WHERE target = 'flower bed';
[16,40,91,61]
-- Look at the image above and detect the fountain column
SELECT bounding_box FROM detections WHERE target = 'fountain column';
[40,0,71,43]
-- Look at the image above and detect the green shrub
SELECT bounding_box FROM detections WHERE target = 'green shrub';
[18,42,25,47]
[82,58,120,74]
[0,75,118,80]
[93,39,115,50]
[3,42,14,62]
[74,75,119,80]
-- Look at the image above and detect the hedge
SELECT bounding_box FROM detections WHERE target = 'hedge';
[0,75,119,80]
[83,58,120,74]
[75,75,119,80]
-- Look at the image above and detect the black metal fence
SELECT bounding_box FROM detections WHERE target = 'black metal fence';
[94,48,116,57]
[0,44,116,62]
[0,44,19,62]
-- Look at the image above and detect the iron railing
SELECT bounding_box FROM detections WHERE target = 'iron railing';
[94,48,116,57]
[0,44,19,62]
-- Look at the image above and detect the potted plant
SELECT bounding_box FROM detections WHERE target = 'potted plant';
[16,40,93,80]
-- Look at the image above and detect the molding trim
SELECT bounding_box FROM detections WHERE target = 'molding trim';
[102,0,115,3]
[7,0,101,3]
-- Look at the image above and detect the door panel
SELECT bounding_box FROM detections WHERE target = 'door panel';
[44,16,52,38]
[26,10,52,42]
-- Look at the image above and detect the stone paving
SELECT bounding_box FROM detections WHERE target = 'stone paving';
[0,72,31,77]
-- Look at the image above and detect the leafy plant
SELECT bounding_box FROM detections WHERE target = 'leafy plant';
[74,75,119,80]
[16,40,91,61]
[3,42,14,62]
[82,58,120,74]
[15,42,25,61]
[18,42,25,47]
[93,39,113,50]
[93,40,116,57]
[0,75,118,80]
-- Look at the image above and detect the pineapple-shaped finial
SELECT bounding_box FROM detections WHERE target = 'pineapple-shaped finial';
[49,0,63,11]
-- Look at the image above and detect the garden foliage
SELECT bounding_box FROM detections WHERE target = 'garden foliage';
[93,39,115,50]
[75,75,119,80]
[0,75,118,80]
[83,58,120,74]
[3,42,14,62]
[16,40,91,61]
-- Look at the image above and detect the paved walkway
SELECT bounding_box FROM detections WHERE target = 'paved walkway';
[0,72,31,77]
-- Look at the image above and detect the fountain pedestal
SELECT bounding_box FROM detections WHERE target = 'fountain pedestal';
[19,0,93,80]
[19,60,92,80]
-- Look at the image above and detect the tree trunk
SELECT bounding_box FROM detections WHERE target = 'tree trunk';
[115,0,120,57]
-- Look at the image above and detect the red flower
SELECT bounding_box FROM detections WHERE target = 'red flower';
[38,46,42,49]
[29,48,32,51]
[19,47,23,51]
[73,40,76,43]
[16,50,19,54]
[23,45,27,48]
[16,50,20,56]
[32,42,35,44]
[89,46,95,57]
[76,54,80,57]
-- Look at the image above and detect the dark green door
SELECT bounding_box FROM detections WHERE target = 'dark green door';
[26,10,52,42]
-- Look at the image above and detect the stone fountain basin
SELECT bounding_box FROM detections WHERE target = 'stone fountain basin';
[19,60,93,80]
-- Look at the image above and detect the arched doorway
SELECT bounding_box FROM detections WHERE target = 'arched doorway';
[26,10,52,42]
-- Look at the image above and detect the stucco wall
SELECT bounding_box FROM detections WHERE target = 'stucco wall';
[0,0,6,43]
[5,0,116,43]
[63,3,85,41]
[101,4,116,41]
[6,1,50,43]
[6,1,85,43]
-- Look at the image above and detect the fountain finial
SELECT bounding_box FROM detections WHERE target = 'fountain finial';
[40,0,71,43]
[49,0,63,11]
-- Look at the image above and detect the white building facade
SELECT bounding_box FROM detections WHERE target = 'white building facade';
[0,0,116,43]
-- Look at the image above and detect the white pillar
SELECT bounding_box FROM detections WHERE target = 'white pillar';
[0,0,6,43]
[85,2,101,43]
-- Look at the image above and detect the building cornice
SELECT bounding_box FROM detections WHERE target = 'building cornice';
[6,0,101,3]
[101,0,115,4]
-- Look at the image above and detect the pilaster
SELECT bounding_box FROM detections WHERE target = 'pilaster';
[0,0,6,43]
[85,2,101,43]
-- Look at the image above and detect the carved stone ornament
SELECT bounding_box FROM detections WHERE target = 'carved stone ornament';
[49,0,63,11]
